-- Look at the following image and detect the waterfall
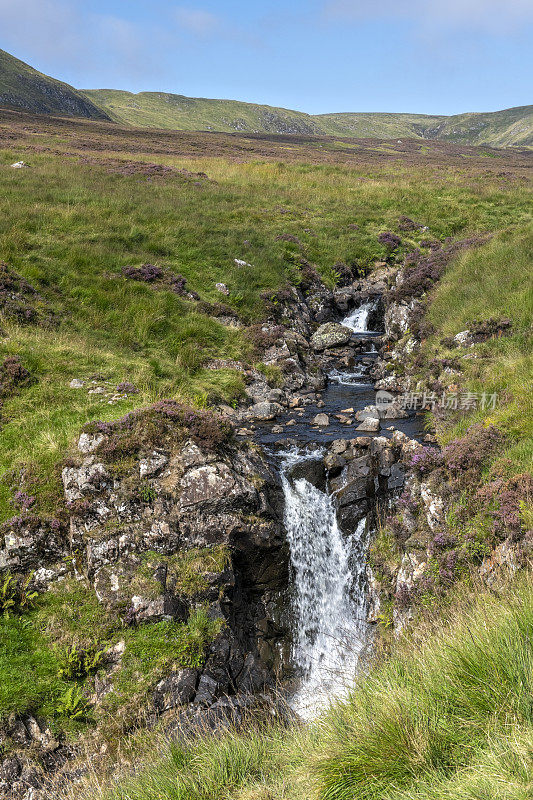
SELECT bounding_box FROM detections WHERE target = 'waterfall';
[281,455,369,719]
[343,300,375,333]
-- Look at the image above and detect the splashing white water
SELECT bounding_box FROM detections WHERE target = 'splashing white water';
[342,300,375,333]
[328,367,367,386]
[281,456,369,719]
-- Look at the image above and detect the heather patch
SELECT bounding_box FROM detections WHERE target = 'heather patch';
[0,355,33,401]
[444,424,504,479]
[121,263,199,299]
[0,262,54,326]
[391,236,489,303]
[378,231,402,251]
[83,401,234,462]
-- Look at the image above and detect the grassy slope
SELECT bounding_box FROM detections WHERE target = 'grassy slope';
[431,105,533,147]
[427,226,533,473]
[315,111,445,139]
[83,88,533,146]
[0,49,109,119]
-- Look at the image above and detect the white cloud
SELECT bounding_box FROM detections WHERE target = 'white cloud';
[325,0,533,33]
[174,7,221,36]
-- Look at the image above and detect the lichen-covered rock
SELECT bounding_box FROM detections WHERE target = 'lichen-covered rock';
[310,322,352,351]
[420,482,445,531]
[61,458,109,503]
[249,401,283,421]
[356,418,380,432]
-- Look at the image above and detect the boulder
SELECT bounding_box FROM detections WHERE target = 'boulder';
[356,418,380,432]
[288,459,327,491]
[249,401,283,420]
[310,323,352,351]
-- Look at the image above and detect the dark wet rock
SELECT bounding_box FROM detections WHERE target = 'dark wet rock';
[153,669,198,711]
[324,451,346,477]
[0,756,21,783]
[288,459,327,492]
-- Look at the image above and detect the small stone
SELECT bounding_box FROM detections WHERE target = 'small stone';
[313,413,330,427]
[69,378,85,388]
[285,419,296,426]
[271,425,284,434]
[316,400,325,408]
[341,407,354,413]
[215,282,229,295]
[11,161,29,169]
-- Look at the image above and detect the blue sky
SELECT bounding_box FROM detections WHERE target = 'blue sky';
[0,0,531,115]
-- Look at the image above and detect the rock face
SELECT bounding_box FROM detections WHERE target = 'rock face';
[60,436,289,683]
[0,428,291,793]
[310,322,352,351]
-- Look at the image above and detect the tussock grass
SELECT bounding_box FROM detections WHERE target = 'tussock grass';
[61,581,533,800]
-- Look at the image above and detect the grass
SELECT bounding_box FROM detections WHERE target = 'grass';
[62,579,533,800]
[0,140,531,521]
[426,225,533,471]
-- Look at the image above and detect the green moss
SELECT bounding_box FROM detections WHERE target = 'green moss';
[130,546,230,600]
[254,362,284,388]
[101,609,224,724]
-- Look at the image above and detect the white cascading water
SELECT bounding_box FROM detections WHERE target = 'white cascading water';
[343,300,375,333]
[281,456,368,719]
[278,299,378,718]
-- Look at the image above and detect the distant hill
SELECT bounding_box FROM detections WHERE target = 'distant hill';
[0,49,110,120]
[422,105,533,147]
[0,49,530,146]
[82,89,323,135]
[83,90,533,147]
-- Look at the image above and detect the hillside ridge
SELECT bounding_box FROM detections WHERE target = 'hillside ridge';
[0,49,110,120]
[83,88,533,146]
[0,47,531,145]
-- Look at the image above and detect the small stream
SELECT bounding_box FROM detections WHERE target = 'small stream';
[255,298,423,717]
